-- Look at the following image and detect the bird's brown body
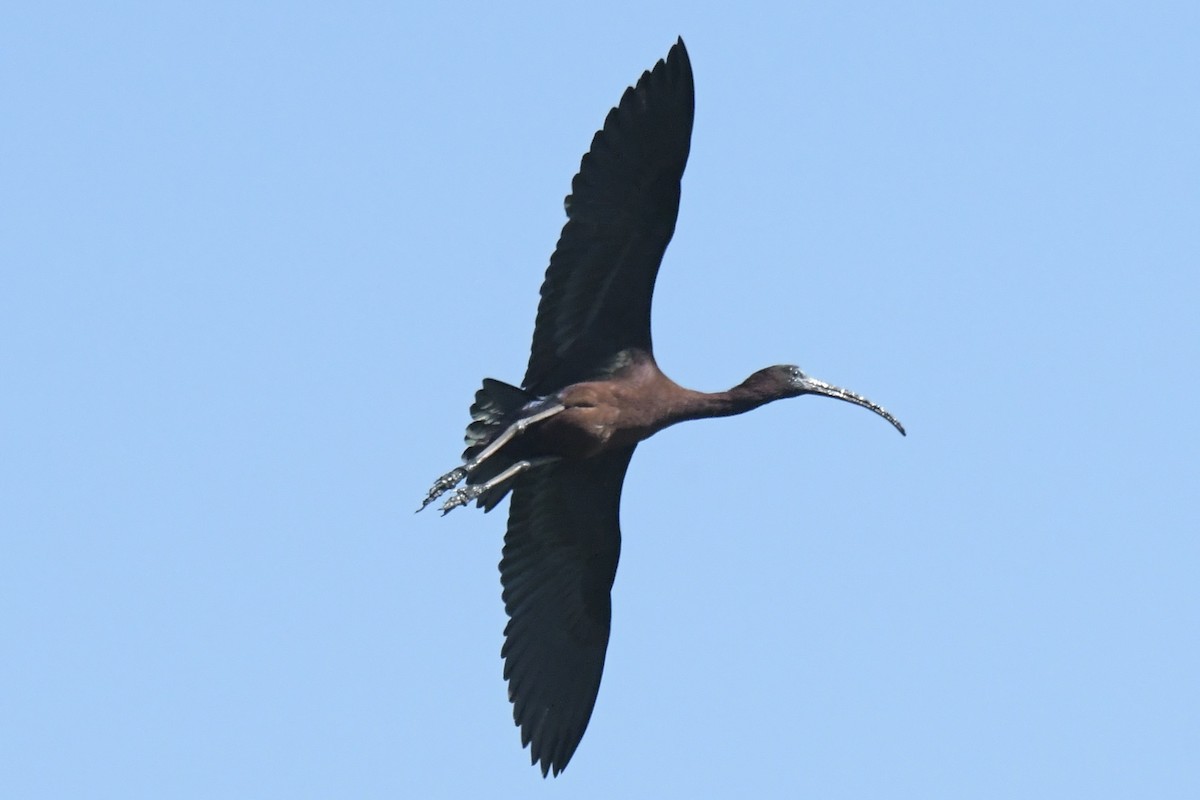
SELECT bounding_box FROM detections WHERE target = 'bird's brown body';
[420,39,904,777]
[537,348,876,460]
[538,350,717,458]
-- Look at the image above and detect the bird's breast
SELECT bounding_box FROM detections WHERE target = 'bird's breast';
[535,405,619,459]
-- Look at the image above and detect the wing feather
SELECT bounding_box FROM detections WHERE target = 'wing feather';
[499,446,635,776]
[523,39,694,394]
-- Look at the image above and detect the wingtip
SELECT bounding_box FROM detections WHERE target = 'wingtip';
[669,36,689,64]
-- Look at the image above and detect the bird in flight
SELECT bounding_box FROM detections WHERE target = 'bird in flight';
[420,38,905,777]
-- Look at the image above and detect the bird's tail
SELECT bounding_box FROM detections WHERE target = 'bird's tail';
[464,378,534,458]
[461,378,536,511]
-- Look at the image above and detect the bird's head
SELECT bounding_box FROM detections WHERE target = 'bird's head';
[751,364,906,436]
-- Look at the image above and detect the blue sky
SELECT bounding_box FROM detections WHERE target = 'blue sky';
[3,2,1197,798]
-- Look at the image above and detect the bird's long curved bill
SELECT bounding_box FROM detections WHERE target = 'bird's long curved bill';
[803,378,906,436]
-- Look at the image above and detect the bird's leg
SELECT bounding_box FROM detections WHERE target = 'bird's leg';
[417,402,565,512]
[463,402,565,473]
[439,456,560,515]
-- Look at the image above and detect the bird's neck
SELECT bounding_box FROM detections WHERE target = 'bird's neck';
[670,381,782,423]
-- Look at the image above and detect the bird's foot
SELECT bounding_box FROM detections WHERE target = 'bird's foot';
[440,483,486,515]
[417,467,468,512]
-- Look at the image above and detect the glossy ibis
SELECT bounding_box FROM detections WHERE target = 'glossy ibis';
[420,38,904,776]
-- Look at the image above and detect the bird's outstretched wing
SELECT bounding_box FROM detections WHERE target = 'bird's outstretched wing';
[523,38,694,395]
[499,445,635,776]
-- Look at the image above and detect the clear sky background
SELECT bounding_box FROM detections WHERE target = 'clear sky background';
[3,2,1197,798]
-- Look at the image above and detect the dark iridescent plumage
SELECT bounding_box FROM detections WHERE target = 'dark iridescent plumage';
[420,39,903,777]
